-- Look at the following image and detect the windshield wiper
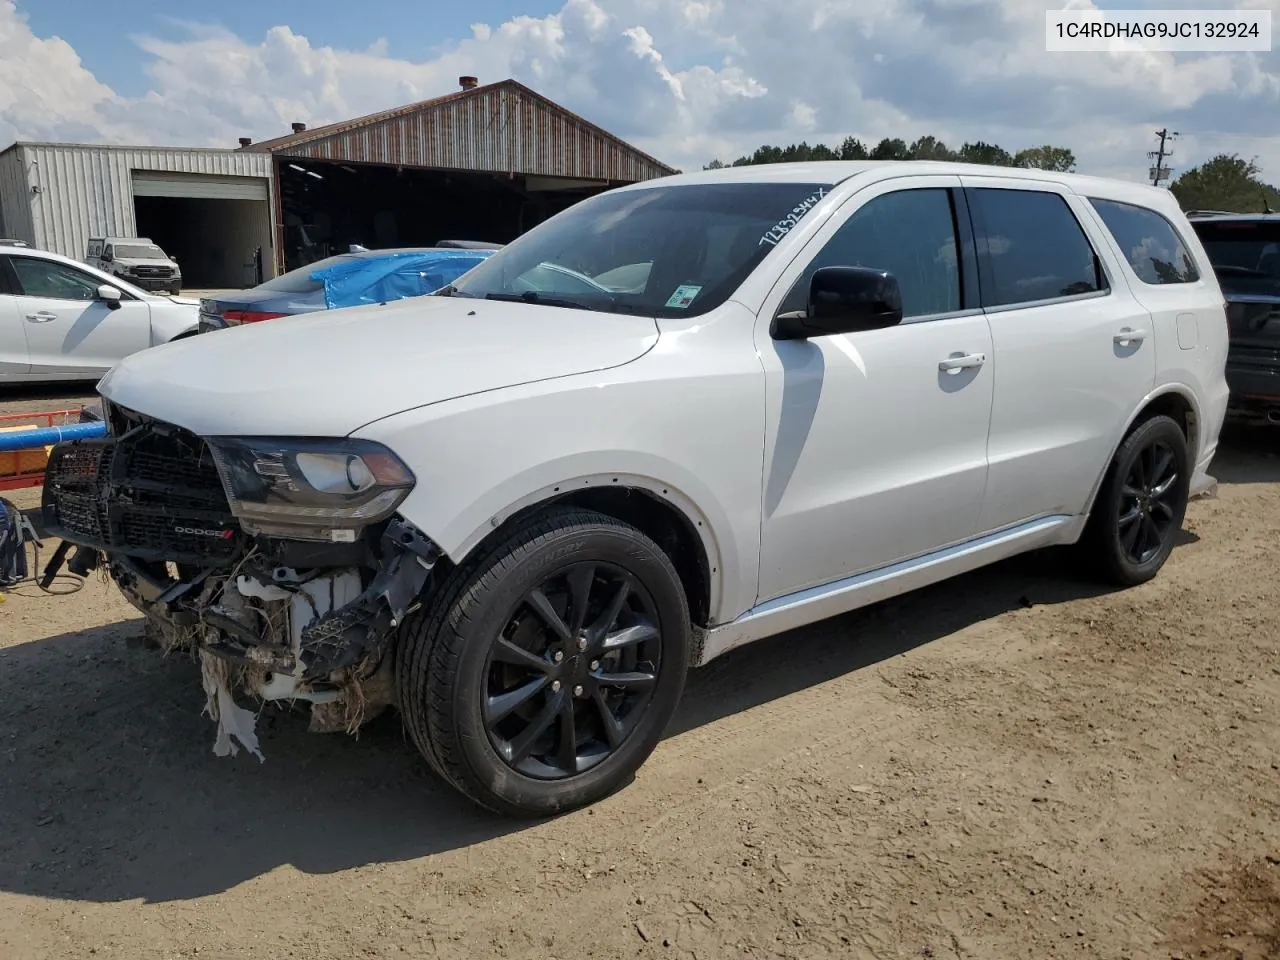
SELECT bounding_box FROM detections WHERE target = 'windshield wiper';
[483,291,603,311]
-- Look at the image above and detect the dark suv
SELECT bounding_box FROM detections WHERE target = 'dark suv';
[1187,212,1280,421]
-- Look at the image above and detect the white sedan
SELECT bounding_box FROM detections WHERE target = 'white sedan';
[0,243,200,383]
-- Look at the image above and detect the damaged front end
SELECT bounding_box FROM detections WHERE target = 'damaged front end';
[40,401,440,760]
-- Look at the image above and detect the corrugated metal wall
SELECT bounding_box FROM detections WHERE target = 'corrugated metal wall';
[14,144,271,262]
[279,85,672,183]
[0,146,34,242]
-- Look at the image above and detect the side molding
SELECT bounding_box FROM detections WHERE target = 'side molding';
[697,514,1080,666]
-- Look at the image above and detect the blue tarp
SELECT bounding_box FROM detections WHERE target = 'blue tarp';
[313,250,492,310]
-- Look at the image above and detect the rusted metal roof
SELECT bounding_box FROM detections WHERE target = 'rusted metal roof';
[240,79,676,183]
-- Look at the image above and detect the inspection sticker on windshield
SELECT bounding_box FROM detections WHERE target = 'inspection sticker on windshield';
[665,284,702,309]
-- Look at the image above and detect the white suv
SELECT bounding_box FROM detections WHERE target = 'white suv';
[42,162,1228,816]
[1,244,199,382]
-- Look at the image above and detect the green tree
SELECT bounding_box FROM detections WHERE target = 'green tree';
[1170,154,1280,213]
[1013,145,1076,172]
[870,137,910,161]
[707,135,1077,172]
[703,159,727,170]
[838,136,869,160]
[958,141,1014,166]
[908,136,955,161]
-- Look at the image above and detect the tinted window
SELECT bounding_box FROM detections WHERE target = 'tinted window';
[256,254,358,293]
[10,257,100,300]
[1190,220,1280,295]
[450,181,836,318]
[1089,198,1198,284]
[779,188,961,318]
[971,188,1106,307]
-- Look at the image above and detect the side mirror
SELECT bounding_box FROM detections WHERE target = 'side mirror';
[771,266,904,341]
[97,284,123,310]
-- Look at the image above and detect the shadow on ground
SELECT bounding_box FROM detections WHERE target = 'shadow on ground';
[1211,422,1280,485]
[0,551,1113,906]
[0,428,1269,905]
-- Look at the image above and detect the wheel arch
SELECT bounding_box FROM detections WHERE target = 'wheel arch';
[1081,383,1201,520]
[442,473,723,635]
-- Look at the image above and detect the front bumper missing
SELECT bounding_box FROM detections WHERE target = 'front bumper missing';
[89,517,439,679]
[40,418,441,759]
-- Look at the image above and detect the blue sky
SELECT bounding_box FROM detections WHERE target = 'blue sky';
[3,0,1278,179]
[22,0,558,96]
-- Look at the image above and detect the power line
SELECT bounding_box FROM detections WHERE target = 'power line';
[1148,128,1178,186]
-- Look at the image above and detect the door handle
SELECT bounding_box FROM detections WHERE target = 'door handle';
[938,353,986,374]
[25,312,57,323]
[1114,327,1147,345]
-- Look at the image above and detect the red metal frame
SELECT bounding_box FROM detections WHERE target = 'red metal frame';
[0,409,83,492]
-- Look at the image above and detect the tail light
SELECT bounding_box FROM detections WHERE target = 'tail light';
[222,310,288,326]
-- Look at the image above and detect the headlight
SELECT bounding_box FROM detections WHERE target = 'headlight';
[207,437,415,541]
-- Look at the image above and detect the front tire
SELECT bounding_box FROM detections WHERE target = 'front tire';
[396,508,691,817]
[1080,414,1190,586]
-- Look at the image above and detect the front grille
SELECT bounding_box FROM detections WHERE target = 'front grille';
[132,266,174,279]
[43,416,241,565]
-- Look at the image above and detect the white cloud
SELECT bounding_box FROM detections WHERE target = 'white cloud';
[0,0,1277,182]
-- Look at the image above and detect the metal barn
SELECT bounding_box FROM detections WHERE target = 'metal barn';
[0,144,274,288]
[239,76,677,273]
[0,76,676,287]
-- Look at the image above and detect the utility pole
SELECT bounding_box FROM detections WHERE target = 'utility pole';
[1148,129,1178,187]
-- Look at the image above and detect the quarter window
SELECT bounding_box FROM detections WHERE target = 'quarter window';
[1089,198,1199,284]
[10,257,101,301]
[970,188,1107,308]
[779,188,961,319]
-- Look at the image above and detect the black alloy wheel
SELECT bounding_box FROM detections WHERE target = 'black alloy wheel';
[1115,438,1180,566]
[1082,413,1190,586]
[483,561,664,780]
[396,508,691,817]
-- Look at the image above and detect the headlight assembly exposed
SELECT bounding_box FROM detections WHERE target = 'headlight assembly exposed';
[207,437,415,540]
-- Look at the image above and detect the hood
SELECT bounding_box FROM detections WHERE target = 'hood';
[116,257,177,268]
[98,295,660,437]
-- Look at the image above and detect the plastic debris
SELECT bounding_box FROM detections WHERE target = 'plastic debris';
[199,649,264,763]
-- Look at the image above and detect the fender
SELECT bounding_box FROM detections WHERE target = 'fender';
[1078,381,1205,523]
[436,463,736,626]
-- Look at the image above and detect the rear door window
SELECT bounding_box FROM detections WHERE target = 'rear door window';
[1088,198,1199,284]
[969,188,1108,308]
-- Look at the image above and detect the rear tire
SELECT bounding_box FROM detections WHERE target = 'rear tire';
[1079,414,1190,586]
[396,508,691,817]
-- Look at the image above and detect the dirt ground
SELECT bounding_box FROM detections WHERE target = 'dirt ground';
[1,388,1277,960]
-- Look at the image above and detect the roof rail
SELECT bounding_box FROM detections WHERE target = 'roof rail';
[1184,210,1237,217]
[0,238,29,247]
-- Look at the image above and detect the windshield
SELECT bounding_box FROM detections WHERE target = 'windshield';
[256,254,359,293]
[1193,221,1280,295]
[114,243,166,259]
[447,181,835,316]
